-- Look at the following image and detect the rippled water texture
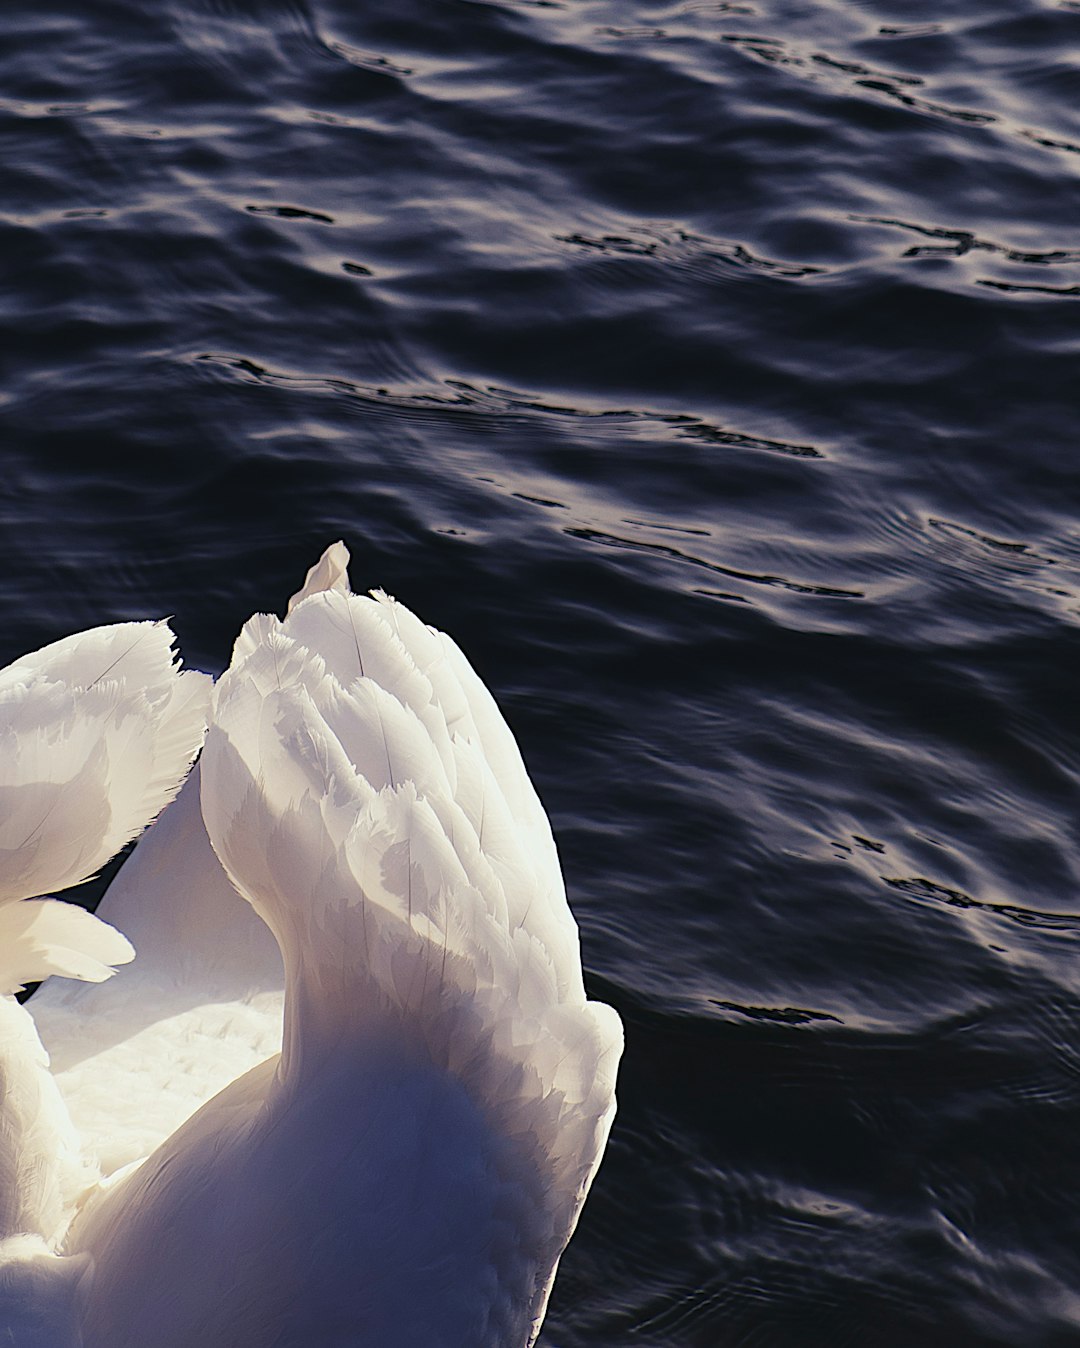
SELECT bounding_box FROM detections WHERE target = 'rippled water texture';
[3,0,1080,1342]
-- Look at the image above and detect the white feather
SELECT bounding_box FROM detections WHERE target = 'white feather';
[29,767,283,1179]
[0,901,132,997]
[0,621,210,914]
[63,544,621,1348]
[0,617,210,1339]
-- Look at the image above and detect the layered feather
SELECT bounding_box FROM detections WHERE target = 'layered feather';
[0,902,133,999]
[199,547,622,1341]
[0,615,211,1339]
[31,548,618,1348]
[0,620,210,993]
[29,767,284,1181]
[0,998,89,1246]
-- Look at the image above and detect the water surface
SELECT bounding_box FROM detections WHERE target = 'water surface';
[3,0,1080,1342]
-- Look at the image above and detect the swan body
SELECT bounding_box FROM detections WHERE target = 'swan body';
[9,548,621,1346]
[0,621,210,1340]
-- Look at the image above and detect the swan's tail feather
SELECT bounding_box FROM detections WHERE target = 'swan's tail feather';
[201,544,622,1339]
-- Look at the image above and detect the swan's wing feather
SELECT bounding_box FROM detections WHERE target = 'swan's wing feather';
[366,590,582,1000]
[0,616,215,1304]
[200,565,622,1342]
[0,621,175,692]
[0,621,210,908]
[0,900,132,996]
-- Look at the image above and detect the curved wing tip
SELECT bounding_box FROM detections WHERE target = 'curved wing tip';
[0,900,136,992]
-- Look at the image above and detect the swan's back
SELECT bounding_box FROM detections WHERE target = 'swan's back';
[71,549,621,1347]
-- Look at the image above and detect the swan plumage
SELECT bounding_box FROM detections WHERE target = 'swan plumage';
[7,547,621,1346]
[26,548,351,1178]
[29,766,284,1178]
[0,619,209,1340]
[0,620,210,988]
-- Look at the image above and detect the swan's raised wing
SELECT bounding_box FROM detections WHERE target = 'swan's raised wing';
[201,546,622,1342]
[0,617,211,1326]
[0,620,209,997]
[0,621,209,909]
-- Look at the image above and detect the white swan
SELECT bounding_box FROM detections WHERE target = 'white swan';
[0,621,210,1340]
[20,546,622,1346]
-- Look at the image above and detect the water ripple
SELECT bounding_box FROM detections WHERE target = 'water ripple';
[4,0,1080,1340]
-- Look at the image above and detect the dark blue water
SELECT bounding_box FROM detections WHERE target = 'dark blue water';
[3,0,1080,1341]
